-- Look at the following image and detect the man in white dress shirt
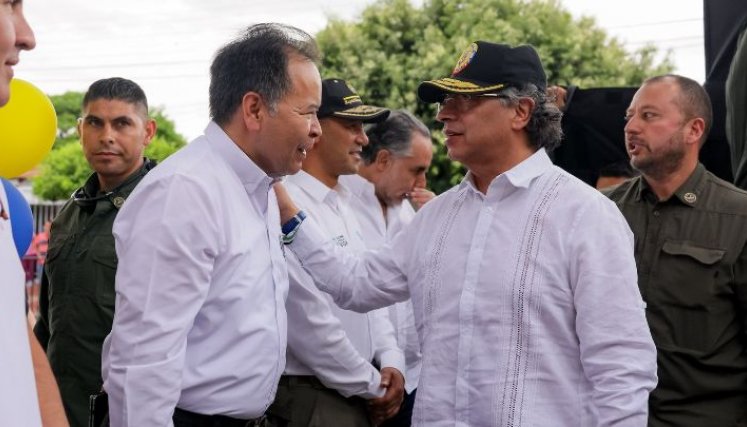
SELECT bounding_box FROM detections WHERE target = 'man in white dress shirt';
[278,41,658,426]
[268,78,405,427]
[102,23,322,427]
[1,3,68,426]
[340,109,435,427]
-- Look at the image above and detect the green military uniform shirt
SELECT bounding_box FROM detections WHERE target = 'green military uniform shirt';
[34,160,154,427]
[606,164,747,427]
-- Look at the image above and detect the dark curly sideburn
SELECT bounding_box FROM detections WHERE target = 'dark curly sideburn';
[498,84,563,152]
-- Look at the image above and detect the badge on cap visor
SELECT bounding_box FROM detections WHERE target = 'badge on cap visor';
[453,43,478,75]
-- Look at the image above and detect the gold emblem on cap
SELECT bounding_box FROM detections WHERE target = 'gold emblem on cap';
[113,196,126,208]
[452,42,478,75]
[683,192,697,204]
[343,95,362,105]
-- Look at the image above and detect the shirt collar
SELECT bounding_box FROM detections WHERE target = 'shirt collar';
[671,163,707,207]
[635,163,706,207]
[205,121,273,195]
[460,148,553,194]
[288,170,344,205]
[81,158,155,198]
[340,174,374,199]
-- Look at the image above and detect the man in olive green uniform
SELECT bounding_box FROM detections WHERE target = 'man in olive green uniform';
[34,77,157,427]
[607,74,747,426]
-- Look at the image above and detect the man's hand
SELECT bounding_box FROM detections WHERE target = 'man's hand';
[368,367,405,425]
[407,188,435,210]
[547,85,568,111]
[273,182,301,224]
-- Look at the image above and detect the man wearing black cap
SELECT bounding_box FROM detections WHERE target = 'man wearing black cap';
[268,78,405,427]
[277,42,657,426]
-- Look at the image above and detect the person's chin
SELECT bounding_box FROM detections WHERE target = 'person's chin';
[92,159,117,172]
[629,155,645,169]
[344,163,360,175]
[286,162,303,176]
[0,85,9,106]
[445,148,463,163]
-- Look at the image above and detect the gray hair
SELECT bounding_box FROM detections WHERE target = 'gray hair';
[497,84,563,151]
[209,23,320,124]
[362,110,431,164]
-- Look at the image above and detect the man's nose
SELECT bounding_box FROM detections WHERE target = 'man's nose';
[310,115,322,139]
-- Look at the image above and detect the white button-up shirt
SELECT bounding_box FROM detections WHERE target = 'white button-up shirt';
[102,122,288,427]
[340,174,422,394]
[0,186,42,427]
[291,149,657,426]
[283,171,404,399]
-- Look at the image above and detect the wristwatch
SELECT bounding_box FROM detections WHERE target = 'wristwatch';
[281,210,307,244]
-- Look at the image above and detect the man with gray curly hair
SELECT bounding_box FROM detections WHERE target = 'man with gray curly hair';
[277,41,658,426]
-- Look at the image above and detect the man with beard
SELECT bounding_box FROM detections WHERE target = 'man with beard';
[606,74,747,426]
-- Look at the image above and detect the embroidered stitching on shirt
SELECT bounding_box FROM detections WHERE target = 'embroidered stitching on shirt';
[500,172,566,427]
[414,187,467,423]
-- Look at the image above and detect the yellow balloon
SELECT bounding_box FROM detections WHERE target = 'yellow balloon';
[0,79,57,178]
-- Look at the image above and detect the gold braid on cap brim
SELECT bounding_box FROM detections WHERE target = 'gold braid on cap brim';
[333,105,387,118]
[424,78,505,93]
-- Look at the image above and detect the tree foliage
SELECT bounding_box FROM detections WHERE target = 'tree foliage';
[33,93,186,200]
[317,0,674,193]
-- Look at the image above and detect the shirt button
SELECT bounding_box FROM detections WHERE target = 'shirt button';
[653,210,660,217]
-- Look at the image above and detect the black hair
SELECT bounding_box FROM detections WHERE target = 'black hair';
[82,77,148,115]
[209,23,320,125]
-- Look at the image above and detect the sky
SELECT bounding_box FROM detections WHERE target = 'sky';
[15,0,705,141]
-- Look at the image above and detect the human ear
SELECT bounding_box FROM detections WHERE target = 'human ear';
[241,92,263,132]
[143,119,157,147]
[687,117,706,146]
[375,149,392,172]
[511,97,535,130]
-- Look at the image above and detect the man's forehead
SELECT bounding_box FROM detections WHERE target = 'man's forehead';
[629,82,679,111]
